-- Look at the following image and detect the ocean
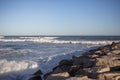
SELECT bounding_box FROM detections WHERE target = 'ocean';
[0,36,120,80]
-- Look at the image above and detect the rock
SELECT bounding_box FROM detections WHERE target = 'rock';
[29,69,42,80]
[46,72,70,80]
[66,76,91,80]
[57,59,74,73]
[73,56,95,68]
[33,70,43,75]
[111,42,120,50]
[29,75,42,80]
[95,50,102,54]
[111,49,120,55]
[114,76,120,80]
[97,65,110,73]
[44,72,52,80]
[44,67,64,79]
[60,65,71,72]
[53,67,64,74]
[59,59,73,66]
[110,66,120,71]
[53,65,71,73]
[90,54,99,58]
[87,65,110,73]
[96,54,120,67]
[101,46,111,53]
[97,72,120,80]
[69,65,81,76]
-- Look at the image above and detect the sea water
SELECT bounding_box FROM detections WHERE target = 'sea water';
[0,36,120,80]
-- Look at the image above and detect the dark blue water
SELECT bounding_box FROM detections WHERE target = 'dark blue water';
[3,36,120,40]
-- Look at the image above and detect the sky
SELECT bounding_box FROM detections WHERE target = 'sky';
[0,0,120,36]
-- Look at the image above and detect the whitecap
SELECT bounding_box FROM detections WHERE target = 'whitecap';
[0,59,38,74]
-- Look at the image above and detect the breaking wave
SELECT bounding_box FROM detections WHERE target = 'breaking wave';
[0,59,38,74]
[0,36,119,45]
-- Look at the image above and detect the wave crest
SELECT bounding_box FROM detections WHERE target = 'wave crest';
[0,37,119,45]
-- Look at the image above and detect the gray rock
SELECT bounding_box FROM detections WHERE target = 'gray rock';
[73,56,95,68]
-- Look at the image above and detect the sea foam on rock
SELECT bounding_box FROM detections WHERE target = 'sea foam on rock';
[43,42,120,80]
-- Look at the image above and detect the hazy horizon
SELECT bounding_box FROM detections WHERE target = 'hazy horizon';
[1,34,120,36]
[0,0,120,35]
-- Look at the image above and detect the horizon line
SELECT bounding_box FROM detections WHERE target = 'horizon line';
[1,34,120,37]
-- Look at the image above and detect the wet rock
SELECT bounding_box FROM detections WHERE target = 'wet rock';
[59,59,73,66]
[29,75,42,80]
[29,70,42,80]
[33,70,43,75]
[44,72,52,80]
[53,64,71,73]
[53,67,64,74]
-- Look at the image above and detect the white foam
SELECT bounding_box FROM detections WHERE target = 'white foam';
[0,39,26,42]
[0,37,119,45]
[0,59,38,74]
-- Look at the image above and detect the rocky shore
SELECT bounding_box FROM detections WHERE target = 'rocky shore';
[29,42,120,80]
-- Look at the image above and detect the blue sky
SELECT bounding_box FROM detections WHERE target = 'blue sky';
[0,0,120,35]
